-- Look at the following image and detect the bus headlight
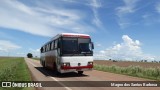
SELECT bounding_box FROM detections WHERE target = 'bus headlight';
[88,62,93,65]
[62,62,70,67]
[66,63,70,66]
[63,63,66,66]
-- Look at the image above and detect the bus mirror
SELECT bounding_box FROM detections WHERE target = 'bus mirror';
[40,47,43,53]
[91,42,94,49]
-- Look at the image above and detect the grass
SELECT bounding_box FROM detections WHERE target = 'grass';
[0,57,34,90]
[94,64,160,81]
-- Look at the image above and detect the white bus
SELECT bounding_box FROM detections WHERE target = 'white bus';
[40,33,94,74]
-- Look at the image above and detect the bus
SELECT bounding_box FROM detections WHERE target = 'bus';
[40,33,94,74]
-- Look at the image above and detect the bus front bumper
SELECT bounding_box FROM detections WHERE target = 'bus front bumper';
[59,65,93,73]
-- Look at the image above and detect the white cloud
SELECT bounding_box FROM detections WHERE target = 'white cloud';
[92,10,103,28]
[15,52,26,57]
[96,43,102,47]
[0,40,21,52]
[156,2,160,13]
[89,0,102,8]
[16,52,25,55]
[88,0,104,30]
[94,35,155,61]
[116,0,139,28]
[61,0,78,3]
[116,0,139,16]
[142,13,151,19]
[0,0,95,37]
[29,48,40,57]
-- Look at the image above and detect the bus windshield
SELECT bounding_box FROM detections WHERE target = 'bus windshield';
[62,38,78,54]
[62,37,92,56]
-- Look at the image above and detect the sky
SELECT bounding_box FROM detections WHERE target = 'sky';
[0,0,160,61]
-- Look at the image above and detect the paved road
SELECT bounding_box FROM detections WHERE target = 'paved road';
[25,58,160,90]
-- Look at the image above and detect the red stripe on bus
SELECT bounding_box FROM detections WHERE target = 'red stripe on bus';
[61,65,93,69]
[63,35,90,38]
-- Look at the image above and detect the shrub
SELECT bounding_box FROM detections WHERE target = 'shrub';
[27,53,33,58]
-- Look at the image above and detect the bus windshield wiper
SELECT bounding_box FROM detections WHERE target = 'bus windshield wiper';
[80,52,87,56]
[71,50,78,56]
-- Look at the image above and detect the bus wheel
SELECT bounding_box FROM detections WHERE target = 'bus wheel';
[78,71,83,74]
[53,63,57,71]
[54,63,61,76]
[43,61,46,68]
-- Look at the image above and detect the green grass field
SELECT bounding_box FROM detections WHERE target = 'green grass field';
[0,57,34,90]
[94,64,160,81]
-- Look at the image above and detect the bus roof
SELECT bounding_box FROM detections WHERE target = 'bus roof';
[61,33,90,36]
[42,33,91,47]
[51,33,90,40]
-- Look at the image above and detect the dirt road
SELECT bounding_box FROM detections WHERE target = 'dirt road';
[25,58,160,90]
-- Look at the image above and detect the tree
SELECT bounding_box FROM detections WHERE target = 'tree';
[144,60,147,62]
[27,53,33,58]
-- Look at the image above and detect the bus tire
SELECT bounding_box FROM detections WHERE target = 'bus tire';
[53,63,56,71]
[43,61,46,68]
[78,71,83,74]
[54,63,61,76]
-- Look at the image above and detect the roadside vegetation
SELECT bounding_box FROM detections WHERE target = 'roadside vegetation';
[94,64,160,81]
[26,52,39,60]
[27,53,33,58]
[94,60,160,68]
[0,57,33,90]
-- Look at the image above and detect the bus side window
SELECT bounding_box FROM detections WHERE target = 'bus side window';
[49,43,51,50]
[48,43,51,51]
[43,46,45,52]
[47,44,50,51]
[55,40,58,49]
[45,45,47,52]
[51,41,54,50]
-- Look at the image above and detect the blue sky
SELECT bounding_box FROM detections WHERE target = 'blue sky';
[0,0,160,61]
